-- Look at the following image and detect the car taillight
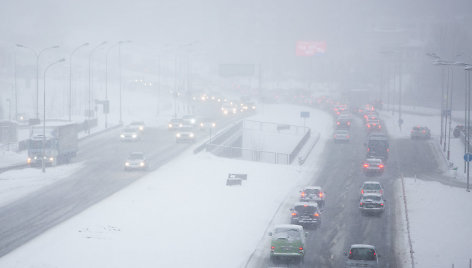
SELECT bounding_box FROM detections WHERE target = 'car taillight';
[301,192,305,197]
[361,189,364,194]
[271,246,275,251]
[346,135,350,138]
[337,122,340,125]
[291,212,297,216]
[379,164,384,168]
[367,125,371,128]
[360,202,363,206]
[299,247,304,251]
[379,125,382,128]
[363,163,369,168]
[347,122,351,125]
[380,189,383,194]
[387,148,390,152]
[314,213,319,217]
[319,192,324,198]
[380,203,384,206]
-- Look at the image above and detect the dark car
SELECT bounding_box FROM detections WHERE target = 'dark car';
[336,115,352,129]
[299,186,326,208]
[290,202,321,228]
[345,244,379,268]
[410,126,431,139]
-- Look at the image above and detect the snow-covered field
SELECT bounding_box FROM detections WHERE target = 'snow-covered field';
[0,104,333,268]
[403,178,472,268]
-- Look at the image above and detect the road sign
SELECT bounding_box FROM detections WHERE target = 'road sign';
[464,153,472,162]
[296,41,326,56]
[300,111,310,118]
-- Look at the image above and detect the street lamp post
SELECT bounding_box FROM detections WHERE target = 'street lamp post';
[88,41,107,123]
[69,43,89,122]
[42,58,66,173]
[118,40,131,125]
[16,44,60,120]
[465,65,472,192]
[6,99,11,121]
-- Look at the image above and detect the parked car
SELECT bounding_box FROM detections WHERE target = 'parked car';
[269,224,306,265]
[410,126,431,139]
[362,158,384,176]
[299,186,326,208]
[359,193,385,215]
[290,202,321,228]
[124,152,148,171]
[360,181,384,197]
[334,129,350,143]
[168,118,183,130]
[344,244,379,268]
[120,127,142,142]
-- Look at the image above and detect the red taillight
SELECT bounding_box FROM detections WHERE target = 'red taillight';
[380,189,383,194]
[314,213,319,217]
[319,192,324,198]
[361,189,364,194]
[347,122,351,125]
[303,204,308,207]
[299,247,303,251]
[360,202,363,206]
[363,163,369,168]
[380,203,384,206]
[367,125,371,128]
[301,192,305,197]
[387,148,390,152]
[271,246,275,251]
[367,148,370,152]
[337,122,340,125]
[291,212,297,216]
[346,135,350,138]
[379,164,384,168]
[379,125,382,129]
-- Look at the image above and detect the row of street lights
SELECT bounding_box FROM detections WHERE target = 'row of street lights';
[14,41,130,126]
[427,53,472,192]
[14,42,130,173]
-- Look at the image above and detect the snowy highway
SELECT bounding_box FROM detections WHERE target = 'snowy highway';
[0,124,213,257]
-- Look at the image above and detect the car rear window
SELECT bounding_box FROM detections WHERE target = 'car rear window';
[349,248,377,261]
[363,195,381,202]
[364,183,381,190]
[305,189,320,195]
[294,205,317,214]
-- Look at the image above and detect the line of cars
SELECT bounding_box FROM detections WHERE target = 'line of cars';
[269,186,326,265]
[168,115,217,143]
[333,104,352,143]
[119,121,149,171]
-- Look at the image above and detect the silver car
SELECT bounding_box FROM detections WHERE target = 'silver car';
[359,193,385,214]
[360,181,384,197]
[345,244,379,268]
[124,152,148,171]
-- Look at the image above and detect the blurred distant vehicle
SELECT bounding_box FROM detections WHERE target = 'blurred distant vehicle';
[359,193,385,215]
[366,119,381,131]
[333,104,348,115]
[334,129,350,143]
[336,114,352,129]
[176,126,195,143]
[198,118,216,131]
[168,118,183,130]
[362,158,384,176]
[299,186,326,208]
[410,126,431,139]
[182,115,197,126]
[344,244,379,268]
[120,127,142,142]
[124,152,148,171]
[269,224,306,265]
[16,113,29,125]
[129,121,145,132]
[290,202,321,228]
[221,103,237,115]
[360,181,384,197]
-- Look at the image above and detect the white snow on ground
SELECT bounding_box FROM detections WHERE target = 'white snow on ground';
[0,150,27,168]
[403,178,472,268]
[0,163,83,208]
[0,104,333,268]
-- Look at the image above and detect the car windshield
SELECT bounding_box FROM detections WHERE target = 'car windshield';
[123,128,136,133]
[128,154,143,160]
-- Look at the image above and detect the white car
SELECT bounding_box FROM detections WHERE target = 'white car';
[120,127,142,142]
[360,181,384,197]
[124,152,148,171]
[359,193,385,214]
[345,244,379,268]
[176,126,195,143]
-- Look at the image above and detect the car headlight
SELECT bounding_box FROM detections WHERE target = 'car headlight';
[120,134,125,138]
[189,133,194,138]
[168,124,173,128]
[125,162,130,166]
[27,158,32,164]
[132,134,137,138]
[140,162,145,167]
[190,119,195,124]
[33,156,38,160]
[139,126,144,131]
[49,157,54,162]
[211,123,216,127]
[200,123,204,127]
[176,133,181,138]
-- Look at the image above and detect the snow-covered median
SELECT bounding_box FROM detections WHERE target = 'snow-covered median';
[0,105,332,268]
[402,178,472,268]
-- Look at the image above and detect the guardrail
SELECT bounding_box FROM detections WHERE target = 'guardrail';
[289,129,311,164]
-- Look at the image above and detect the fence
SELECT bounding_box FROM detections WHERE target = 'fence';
[289,129,311,164]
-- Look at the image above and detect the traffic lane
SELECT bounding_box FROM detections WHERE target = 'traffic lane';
[392,138,442,177]
[0,127,193,257]
[302,117,399,268]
